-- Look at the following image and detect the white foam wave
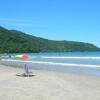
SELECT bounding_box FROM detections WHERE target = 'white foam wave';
[42,56,100,59]
[2,59,100,68]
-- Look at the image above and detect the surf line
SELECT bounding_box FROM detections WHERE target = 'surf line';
[42,56,100,59]
[2,59,100,68]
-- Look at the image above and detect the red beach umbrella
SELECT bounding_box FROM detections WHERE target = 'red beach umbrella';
[21,55,29,60]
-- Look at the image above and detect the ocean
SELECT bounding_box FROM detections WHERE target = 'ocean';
[1,52,100,76]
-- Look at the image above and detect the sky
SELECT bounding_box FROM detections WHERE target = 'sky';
[0,0,100,47]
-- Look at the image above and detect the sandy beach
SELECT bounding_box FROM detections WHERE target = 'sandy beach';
[0,64,100,100]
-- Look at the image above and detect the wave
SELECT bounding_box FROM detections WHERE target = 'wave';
[41,56,100,59]
[1,59,100,68]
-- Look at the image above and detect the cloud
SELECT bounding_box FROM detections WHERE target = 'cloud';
[0,18,47,28]
[10,23,34,27]
[0,18,15,22]
[0,18,33,27]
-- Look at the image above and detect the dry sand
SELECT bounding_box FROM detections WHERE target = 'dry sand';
[0,64,100,100]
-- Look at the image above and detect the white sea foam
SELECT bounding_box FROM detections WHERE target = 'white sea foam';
[41,56,100,59]
[2,59,100,68]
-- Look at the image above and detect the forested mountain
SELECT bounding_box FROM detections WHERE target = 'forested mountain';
[0,26,99,53]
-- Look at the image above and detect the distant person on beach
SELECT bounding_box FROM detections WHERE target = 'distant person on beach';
[9,55,11,58]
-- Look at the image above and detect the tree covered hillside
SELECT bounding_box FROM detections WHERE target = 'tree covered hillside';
[0,26,99,53]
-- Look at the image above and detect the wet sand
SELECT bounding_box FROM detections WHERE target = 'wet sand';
[0,64,100,100]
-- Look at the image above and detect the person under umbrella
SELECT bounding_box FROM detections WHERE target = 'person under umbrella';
[16,54,34,77]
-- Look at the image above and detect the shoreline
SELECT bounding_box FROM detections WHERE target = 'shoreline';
[0,64,100,100]
[1,59,100,77]
[2,59,100,68]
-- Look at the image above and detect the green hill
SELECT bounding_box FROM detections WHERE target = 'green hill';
[0,26,99,53]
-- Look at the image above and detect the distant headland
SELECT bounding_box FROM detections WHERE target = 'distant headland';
[0,26,100,53]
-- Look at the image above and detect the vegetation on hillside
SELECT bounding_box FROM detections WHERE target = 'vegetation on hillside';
[0,26,99,53]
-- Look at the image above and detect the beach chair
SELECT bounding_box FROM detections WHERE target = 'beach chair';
[16,64,34,77]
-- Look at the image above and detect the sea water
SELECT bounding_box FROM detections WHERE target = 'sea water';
[1,52,100,76]
[27,52,100,65]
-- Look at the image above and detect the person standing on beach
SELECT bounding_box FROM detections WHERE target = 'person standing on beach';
[24,64,29,75]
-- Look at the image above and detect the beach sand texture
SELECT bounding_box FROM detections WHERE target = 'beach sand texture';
[0,64,100,100]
